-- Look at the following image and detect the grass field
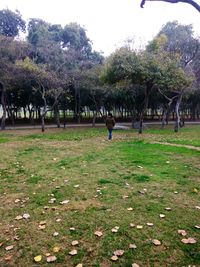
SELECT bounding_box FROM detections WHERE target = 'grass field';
[0,125,199,267]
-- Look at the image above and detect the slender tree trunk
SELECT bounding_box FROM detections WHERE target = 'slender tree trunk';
[174,93,183,132]
[1,83,6,130]
[63,109,66,129]
[138,86,152,134]
[54,105,60,128]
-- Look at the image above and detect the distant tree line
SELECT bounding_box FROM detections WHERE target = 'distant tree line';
[0,9,200,132]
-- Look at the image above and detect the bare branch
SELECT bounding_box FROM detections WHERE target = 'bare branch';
[140,0,200,12]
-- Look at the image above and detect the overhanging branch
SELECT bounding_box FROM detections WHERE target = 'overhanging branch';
[140,0,200,12]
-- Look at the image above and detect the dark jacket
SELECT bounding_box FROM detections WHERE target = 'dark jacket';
[106,116,115,129]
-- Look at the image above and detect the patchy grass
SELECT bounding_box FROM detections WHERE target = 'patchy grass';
[0,126,200,267]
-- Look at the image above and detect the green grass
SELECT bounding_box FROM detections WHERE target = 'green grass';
[0,126,200,266]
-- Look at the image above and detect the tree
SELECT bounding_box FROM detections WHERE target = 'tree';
[16,57,64,131]
[0,9,26,37]
[140,0,200,13]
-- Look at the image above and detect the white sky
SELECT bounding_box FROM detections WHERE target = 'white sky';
[0,0,200,56]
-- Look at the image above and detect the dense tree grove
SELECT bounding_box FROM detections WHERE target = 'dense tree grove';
[0,9,200,132]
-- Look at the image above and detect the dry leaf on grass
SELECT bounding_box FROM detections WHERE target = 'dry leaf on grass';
[111,255,118,261]
[5,245,14,251]
[71,240,79,246]
[129,244,137,249]
[94,231,103,237]
[60,200,69,205]
[181,238,197,244]
[69,249,78,256]
[53,246,60,253]
[23,213,30,219]
[114,250,124,256]
[147,223,154,227]
[53,232,59,237]
[152,239,161,246]
[15,215,23,220]
[127,207,133,211]
[178,230,187,236]
[4,255,13,261]
[111,226,119,233]
[46,255,57,262]
[34,255,42,262]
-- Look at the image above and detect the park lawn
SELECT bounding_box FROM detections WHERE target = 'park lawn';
[0,126,199,267]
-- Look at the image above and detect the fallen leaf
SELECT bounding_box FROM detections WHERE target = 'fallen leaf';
[4,255,13,261]
[152,239,161,246]
[69,249,77,256]
[46,255,57,262]
[5,245,14,251]
[39,221,46,225]
[165,207,172,211]
[15,215,23,220]
[23,213,30,219]
[45,253,51,257]
[38,225,46,230]
[132,264,140,267]
[53,246,60,253]
[111,226,119,233]
[195,225,200,229]
[146,223,154,227]
[76,264,83,267]
[187,237,197,244]
[129,244,137,249]
[71,240,79,246]
[34,255,42,262]
[181,238,197,244]
[53,232,59,237]
[114,250,124,256]
[111,255,118,261]
[178,230,187,236]
[127,207,133,211]
[94,231,103,237]
[60,200,69,205]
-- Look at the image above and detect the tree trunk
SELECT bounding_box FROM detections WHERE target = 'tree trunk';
[41,114,45,132]
[138,85,152,134]
[54,105,60,128]
[0,83,6,130]
[174,93,183,132]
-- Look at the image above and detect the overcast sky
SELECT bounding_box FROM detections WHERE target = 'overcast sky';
[0,0,200,55]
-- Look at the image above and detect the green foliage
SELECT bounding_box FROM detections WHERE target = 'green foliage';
[0,9,25,37]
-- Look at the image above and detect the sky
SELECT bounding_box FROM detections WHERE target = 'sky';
[0,0,200,56]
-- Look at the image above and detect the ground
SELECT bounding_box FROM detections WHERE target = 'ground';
[0,125,199,267]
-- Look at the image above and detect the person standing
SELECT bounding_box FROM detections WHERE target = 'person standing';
[105,113,115,140]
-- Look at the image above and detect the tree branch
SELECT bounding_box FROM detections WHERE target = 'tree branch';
[140,0,200,12]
